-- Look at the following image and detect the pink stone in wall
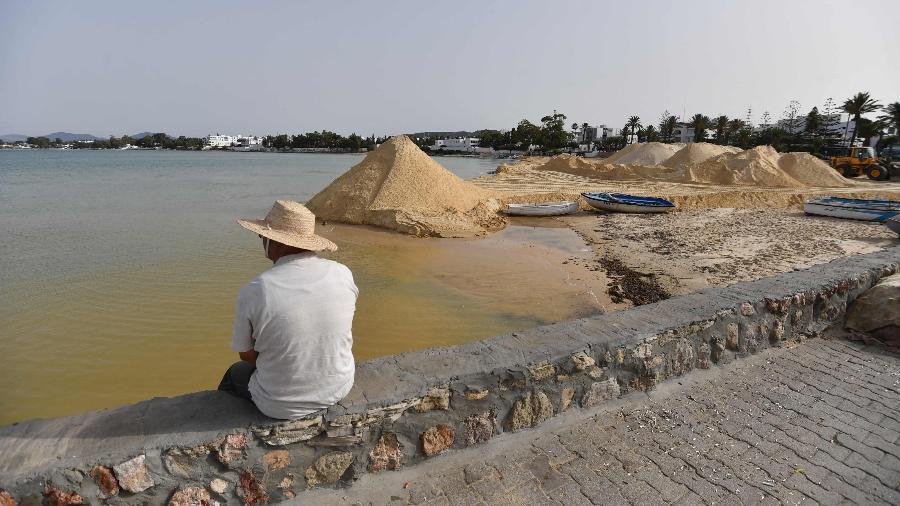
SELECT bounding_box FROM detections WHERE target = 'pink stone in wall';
[421,425,454,456]
[168,487,214,506]
[0,490,17,506]
[90,466,119,498]
[42,486,83,506]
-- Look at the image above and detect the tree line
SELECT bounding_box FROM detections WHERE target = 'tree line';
[621,92,899,155]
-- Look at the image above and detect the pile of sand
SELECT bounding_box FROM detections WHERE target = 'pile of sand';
[306,135,505,237]
[662,143,742,170]
[603,142,684,165]
[778,152,854,187]
[688,146,855,188]
[527,154,605,179]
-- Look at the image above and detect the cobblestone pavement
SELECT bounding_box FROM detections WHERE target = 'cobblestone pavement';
[302,337,900,505]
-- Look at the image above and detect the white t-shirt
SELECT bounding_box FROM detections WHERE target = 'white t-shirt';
[231,252,358,419]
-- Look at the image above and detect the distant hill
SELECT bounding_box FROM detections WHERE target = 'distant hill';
[0,134,27,143]
[130,132,161,139]
[44,132,101,142]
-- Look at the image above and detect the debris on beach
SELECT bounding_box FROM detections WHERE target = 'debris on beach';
[306,135,505,237]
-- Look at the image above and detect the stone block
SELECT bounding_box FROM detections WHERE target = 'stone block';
[464,386,489,400]
[581,379,620,408]
[368,432,403,472]
[740,302,754,316]
[587,366,606,380]
[113,455,155,493]
[252,417,323,445]
[163,445,209,478]
[560,387,575,411]
[507,390,554,431]
[42,486,82,506]
[571,351,595,371]
[237,470,268,506]
[421,425,455,456]
[277,474,295,499]
[263,450,290,471]
[305,451,353,488]
[670,339,694,376]
[209,479,228,495]
[167,487,214,506]
[725,323,739,349]
[415,385,450,412]
[0,490,15,506]
[462,411,495,446]
[698,342,711,369]
[214,433,247,465]
[527,361,556,381]
[89,466,119,498]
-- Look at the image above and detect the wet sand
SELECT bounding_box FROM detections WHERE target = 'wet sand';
[561,209,898,299]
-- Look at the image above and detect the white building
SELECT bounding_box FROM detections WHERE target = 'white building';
[431,137,480,152]
[205,134,263,148]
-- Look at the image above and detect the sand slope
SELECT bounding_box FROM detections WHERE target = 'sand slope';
[306,135,504,237]
[602,142,684,165]
[662,143,741,170]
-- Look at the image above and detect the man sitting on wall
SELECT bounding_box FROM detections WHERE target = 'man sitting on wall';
[218,200,358,419]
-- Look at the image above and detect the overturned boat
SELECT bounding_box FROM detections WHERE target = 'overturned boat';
[581,192,675,214]
[803,197,900,222]
[504,201,579,216]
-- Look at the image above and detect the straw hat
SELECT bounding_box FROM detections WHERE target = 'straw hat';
[238,200,337,252]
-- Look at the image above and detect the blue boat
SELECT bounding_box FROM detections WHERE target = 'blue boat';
[804,197,900,222]
[581,192,676,214]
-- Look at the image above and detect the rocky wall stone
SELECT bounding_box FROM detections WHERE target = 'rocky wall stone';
[507,390,554,431]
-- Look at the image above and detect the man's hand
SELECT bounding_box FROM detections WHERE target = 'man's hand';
[239,350,259,366]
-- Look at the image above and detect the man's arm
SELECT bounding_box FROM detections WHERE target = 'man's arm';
[239,350,259,366]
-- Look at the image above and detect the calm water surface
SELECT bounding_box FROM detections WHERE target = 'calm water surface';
[0,150,583,424]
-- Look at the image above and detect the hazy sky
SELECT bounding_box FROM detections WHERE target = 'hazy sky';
[2,0,898,137]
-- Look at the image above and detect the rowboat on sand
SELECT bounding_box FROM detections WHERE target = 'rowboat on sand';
[581,192,675,214]
[504,201,579,216]
[803,197,900,222]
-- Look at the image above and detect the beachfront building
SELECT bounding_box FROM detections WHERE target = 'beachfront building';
[431,137,480,152]
[671,125,699,143]
[205,134,263,149]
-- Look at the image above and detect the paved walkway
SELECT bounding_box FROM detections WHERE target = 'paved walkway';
[302,337,900,505]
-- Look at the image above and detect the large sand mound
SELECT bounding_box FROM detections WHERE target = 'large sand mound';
[306,135,505,237]
[778,152,854,187]
[528,154,605,178]
[662,143,742,170]
[687,146,847,188]
[603,142,684,165]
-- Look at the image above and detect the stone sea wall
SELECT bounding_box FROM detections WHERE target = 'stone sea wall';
[1,247,898,505]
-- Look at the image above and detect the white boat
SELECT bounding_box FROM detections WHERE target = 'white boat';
[504,201,579,216]
[581,192,675,214]
[803,197,900,222]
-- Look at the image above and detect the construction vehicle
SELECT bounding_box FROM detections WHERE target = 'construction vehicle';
[829,146,893,180]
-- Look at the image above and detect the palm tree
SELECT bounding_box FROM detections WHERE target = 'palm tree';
[856,118,887,147]
[626,116,642,144]
[689,114,711,142]
[660,115,678,143]
[713,115,729,144]
[726,119,745,145]
[878,102,900,136]
[842,92,881,146]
